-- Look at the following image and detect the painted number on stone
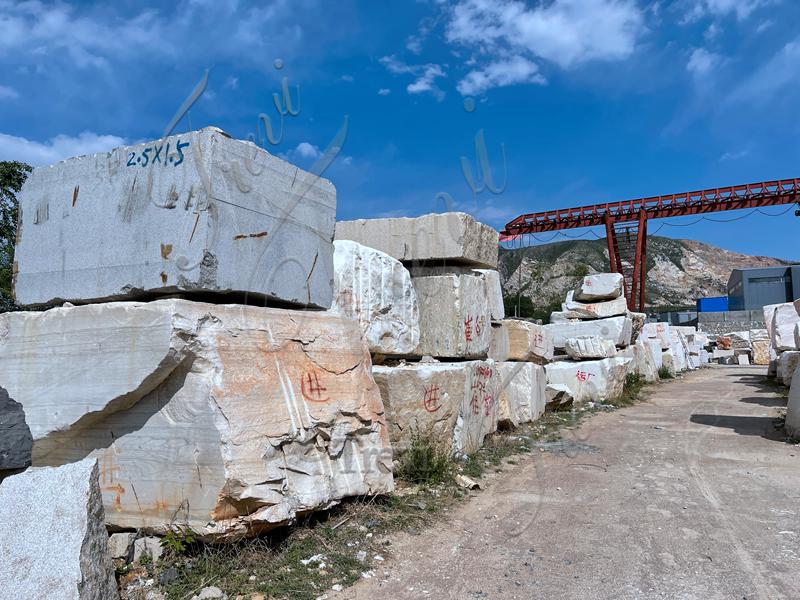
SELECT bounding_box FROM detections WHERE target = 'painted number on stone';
[300,369,330,403]
[423,385,442,413]
[127,140,190,168]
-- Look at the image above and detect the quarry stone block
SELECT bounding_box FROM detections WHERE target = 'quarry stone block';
[412,274,491,358]
[764,303,782,341]
[473,269,505,320]
[331,240,419,355]
[661,350,677,377]
[752,340,771,365]
[544,316,632,350]
[564,336,617,360]
[771,303,799,351]
[501,319,555,363]
[573,273,624,302]
[545,384,573,410]
[618,339,659,382]
[0,386,32,475]
[544,357,631,404]
[0,458,117,599]
[786,368,800,437]
[373,361,500,455]
[642,322,672,350]
[335,212,499,268]
[2,300,393,541]
[488,322,510,361]
[13,127,336,308]
[497,362,546,427]
[562,291,627,319]
[778,351,800,387]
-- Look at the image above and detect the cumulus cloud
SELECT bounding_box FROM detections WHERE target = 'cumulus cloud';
[457,56,545,95]
[0,131,126,166]
[687,47,722,76]
[294,142,323,160]
[683,0,776,22]
[380,56,446,100]
[377,88,391,96]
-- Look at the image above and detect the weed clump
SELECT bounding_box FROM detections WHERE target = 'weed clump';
[395,426,455,485]
[658,365,674,379]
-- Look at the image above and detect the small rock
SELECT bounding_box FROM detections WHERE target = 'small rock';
[331,584,343,592]
[300,554,325,566]
[108,532,136,560]
[356,550,368,562]
[134,536,163,563]
[361,570,375,579]
[159,567,179,585]
[145,591,167,600]
[194,586,226,599]
[374,554,385,562]
[248,575,256,582]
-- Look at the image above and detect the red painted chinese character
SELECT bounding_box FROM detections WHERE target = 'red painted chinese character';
[464,316,473,342]
[483,394,493,416]
[300,370,329,403]
[422,385,442,413]
[475,315,485,336]
[470,392,480,414]
[576,370,587,382]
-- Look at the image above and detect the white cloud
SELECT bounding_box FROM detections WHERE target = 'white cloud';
[0,131,126,166]
[457,56,545,95]
[445,0,645,70]
[0,84,17,99]
[340,74,354,82]
[224,76,239,89]
[379,56,446,100]
[294,142,323,160]
[720,149,749,161]
[687,48,722,76]
[729,38,800,104]
[683,0,776,22]
[377,88,391,96]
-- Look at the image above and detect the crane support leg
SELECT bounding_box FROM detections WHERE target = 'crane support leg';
[629,210,647,313]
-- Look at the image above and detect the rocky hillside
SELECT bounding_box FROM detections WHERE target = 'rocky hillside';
[500,236,791,312]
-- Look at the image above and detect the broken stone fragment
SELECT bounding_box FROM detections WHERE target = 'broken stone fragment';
[544,357,631,405]
[2,299,393,541]
[372,360,500,455]
[0,386,32,477]
[500,319,555,363]
[573,273,624,302]
[751,339,771,365]
[545,384,574,411]
[0,458,118,599]
[335,212,499,268]
[543,316,632,351]
[331,240,420,355]
[562,290,627,320]
[412,274,491,358]
[564,336,617,360]
[107,532,135,561]
[628,312,646,343]
[14,127,336,308]
[496,362,546,428]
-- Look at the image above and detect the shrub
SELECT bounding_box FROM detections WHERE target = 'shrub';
[395,426,454,485]
[658,365,673,379]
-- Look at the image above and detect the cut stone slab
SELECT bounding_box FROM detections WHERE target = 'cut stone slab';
[787,368,800,438]
[562,290,627,320]
[752,340,771,365]
[545,384,574,411]
[779,351,800,387]
[0,458,117,599]
[497,362,546,427]
[13,127,336,309]
[2,300,393,541]
[763,303,783,341]
[771,303,799,351]
[412,274,491,358]
[712,349,735,358]
[642,322,672,350]
[501,319,555,363]
[373,361,500,455]
[331,240,419,355]
[737,354,751,366]
[335,212,499,269]
[628,312,646,344]
[487,322,510,361]
[108,532,135,561]
[573,273,624,302]
[549,311,578,324]
[544,357,631,405]
[543,316,632,350]
[0,386,32,475]
[473,269,505,321]
[564,336,617,360]
[618,339,659,382]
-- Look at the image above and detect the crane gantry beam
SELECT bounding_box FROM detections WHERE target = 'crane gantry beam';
[500,178,800,312]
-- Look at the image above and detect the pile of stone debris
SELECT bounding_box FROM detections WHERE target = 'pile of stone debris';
[0,127,695,598]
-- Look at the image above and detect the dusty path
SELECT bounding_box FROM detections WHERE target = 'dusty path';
[349,366,799,600]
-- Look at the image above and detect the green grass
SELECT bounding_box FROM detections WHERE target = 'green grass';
[658,365,674,379]
[395,426,455,485]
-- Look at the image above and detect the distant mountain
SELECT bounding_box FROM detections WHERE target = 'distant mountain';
[499,236,792,313]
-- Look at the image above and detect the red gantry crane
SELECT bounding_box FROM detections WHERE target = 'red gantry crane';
[500,178,800,313]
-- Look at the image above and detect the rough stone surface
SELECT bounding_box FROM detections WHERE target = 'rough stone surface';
[412,274,491,358]
[573,273,624,302]
[562,291,627,319]
[544,316,632,350]
[335,212,499,268]
[487,322,509,361]
[628,312,647,344]
[564,336,617,360]
[737,354,751,366]
[2,300,393,541]
[473,269,505,321]
[0,458,117,599]
[771,303,799,351]
[661,350,677,377]
[0,386,32,474]
[544,357,631,404]
[133,536,163,563]
[501,319,555,363]
[795,322,800,350]
[496,362,546,427]
[14,127,336,308]
[331,240,419,355]
[545,384,574,411]
[751,340,771,365]
[787,368,800,438]
[763,303,782,341]
[108,532,135,560]
[373,361,500,455]
[642,322,672,350]
[618,339,659,382]
[778,351,800,387]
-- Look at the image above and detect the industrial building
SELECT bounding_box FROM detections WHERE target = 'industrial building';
[727,266,800,311]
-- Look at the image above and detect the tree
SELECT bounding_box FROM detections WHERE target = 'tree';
[1,161,32,312]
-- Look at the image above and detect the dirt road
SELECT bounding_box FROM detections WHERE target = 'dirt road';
[349,366,799,600]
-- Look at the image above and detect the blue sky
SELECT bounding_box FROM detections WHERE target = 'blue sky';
[1,0,799,259]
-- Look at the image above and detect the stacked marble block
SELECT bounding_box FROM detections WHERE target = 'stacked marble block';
[765,299,800,438]
[335,213,549,454]
[0,128,394,542]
